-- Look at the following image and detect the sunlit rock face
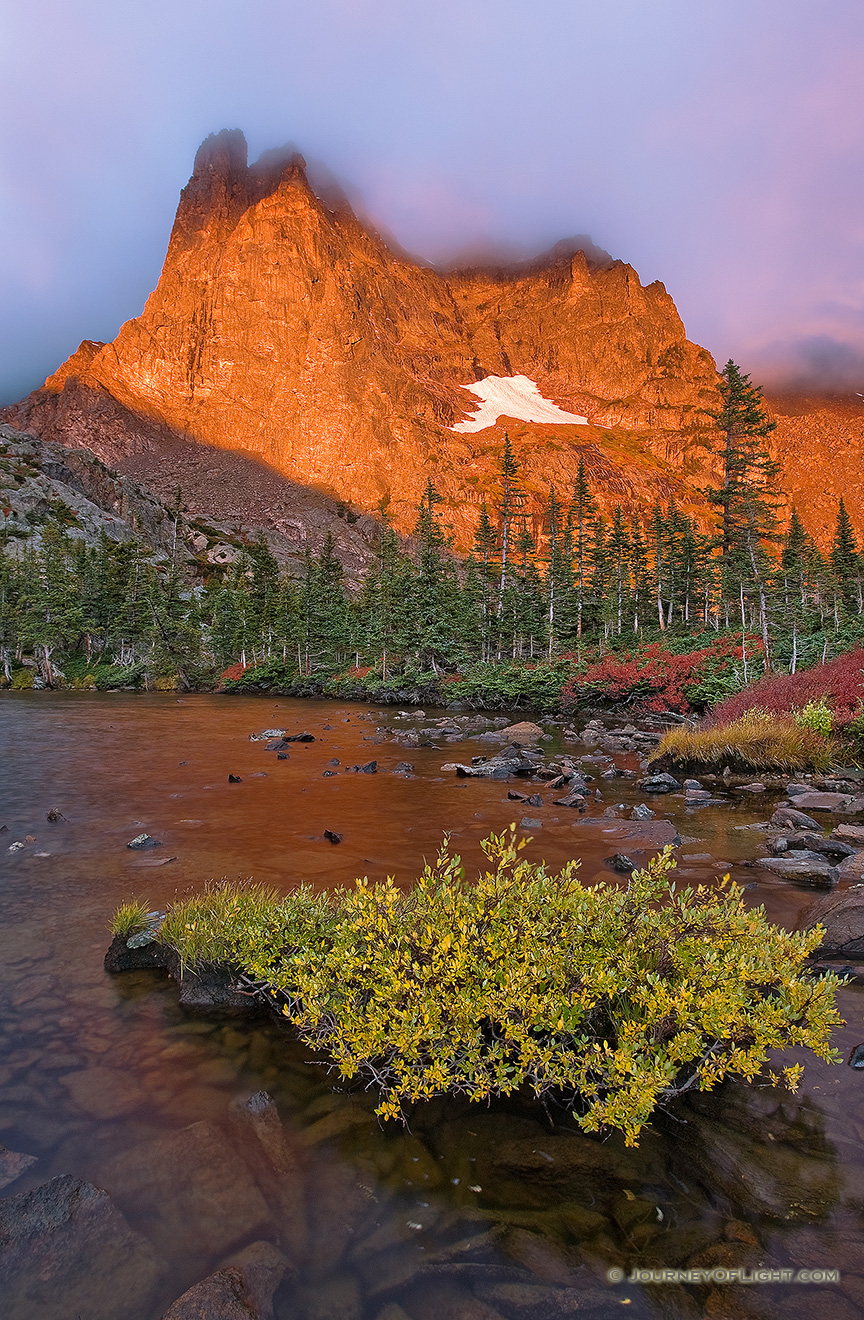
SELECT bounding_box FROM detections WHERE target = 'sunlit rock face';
[3,129,738,544]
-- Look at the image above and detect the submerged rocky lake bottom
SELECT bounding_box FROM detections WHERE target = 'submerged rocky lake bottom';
[1,692,864,1320]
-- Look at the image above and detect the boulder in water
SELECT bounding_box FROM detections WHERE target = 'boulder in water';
[0,1175,161,1320]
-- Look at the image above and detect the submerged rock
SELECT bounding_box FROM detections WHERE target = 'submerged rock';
[574,818,681,850]
[100,1119,271,1259]
[0,1175,161,1320]
[606,854,635,873]
[0,1142,37,1192]
[229,1093,306,1261]
[161,1241,291,1320]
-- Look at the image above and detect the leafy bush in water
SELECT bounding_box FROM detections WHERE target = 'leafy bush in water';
[655,710,838,772]
[711,648,864,728]
[138,831,842,1145]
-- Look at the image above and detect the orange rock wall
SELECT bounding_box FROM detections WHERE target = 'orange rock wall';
[8,130,861,547]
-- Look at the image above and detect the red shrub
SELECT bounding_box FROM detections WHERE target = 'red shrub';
[219,662,248,685]
[561,638,748,713]
[710,648,864,727]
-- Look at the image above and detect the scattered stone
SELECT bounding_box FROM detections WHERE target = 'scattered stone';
[849,1044,864,1070]
[795,835,857,860]
[46,808,65,821]
[602,806,621,818]
[277,753,289,760]
[520,818,542,829]
[249,729,286,741]
[324,830,342,845]
[0,1175,161,1320]
[228,774,242,783]
[630,803,655,820]
[508,790,527,802]
[126,833,161,849]
[553,792,586,810]
[785,792,854,812]
[833,824,864,845]
[770,807,820,830]
[785,783,811,796]
[733,782,766,792]
[684,789,713,802]
[800,889,864,957]
[833,853,864,882]
[683,778,703,790]
[499,721,545,744]
[322,770,336,777]
[606,854,635,873]
[360,760,377,774]
[759,857,838,887]
[0,1142,37,1192]
[285,732,315,742]
[393,761,414,773]
[639,772,680,794]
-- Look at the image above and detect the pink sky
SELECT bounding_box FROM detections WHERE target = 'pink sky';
[2,0,863,402]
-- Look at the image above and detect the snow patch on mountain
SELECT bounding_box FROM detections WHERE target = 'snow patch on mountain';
[450,375,589,432]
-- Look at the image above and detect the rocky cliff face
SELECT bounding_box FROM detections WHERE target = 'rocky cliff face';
[7,129,859,546]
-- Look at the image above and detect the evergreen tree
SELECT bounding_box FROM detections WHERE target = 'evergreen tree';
[570,458,596,639]
[830,497,861,614]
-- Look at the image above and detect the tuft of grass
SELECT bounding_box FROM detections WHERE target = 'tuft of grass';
[159,880,293,971]
[655,709,838,772]
[109,899,151,938]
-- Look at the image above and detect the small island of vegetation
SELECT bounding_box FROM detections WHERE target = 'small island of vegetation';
[110,830,843,1145]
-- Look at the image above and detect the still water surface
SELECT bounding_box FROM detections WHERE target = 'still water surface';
[1,693,863,1319]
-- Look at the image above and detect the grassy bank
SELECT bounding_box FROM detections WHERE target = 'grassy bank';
[113,831,842,1145]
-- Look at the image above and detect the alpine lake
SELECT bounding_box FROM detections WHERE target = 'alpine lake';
[1,691,863,1320]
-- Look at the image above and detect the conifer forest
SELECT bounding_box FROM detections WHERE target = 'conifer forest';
[3,364,864,707]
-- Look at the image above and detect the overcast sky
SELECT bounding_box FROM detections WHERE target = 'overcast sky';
[2,0,863,404]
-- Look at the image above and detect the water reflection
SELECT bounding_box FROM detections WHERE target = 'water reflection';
[0,693,862,1318]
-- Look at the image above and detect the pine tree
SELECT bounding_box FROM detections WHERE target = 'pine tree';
[830,497,861,614]
[570,458,596,639]
[627,515,650,635]
[706,361,782,666]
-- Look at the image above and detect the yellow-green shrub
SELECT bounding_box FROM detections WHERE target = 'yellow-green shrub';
[127,832,843,1145]
[655,709,837,772]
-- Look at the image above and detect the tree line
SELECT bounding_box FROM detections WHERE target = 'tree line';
[2,361,863,688]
